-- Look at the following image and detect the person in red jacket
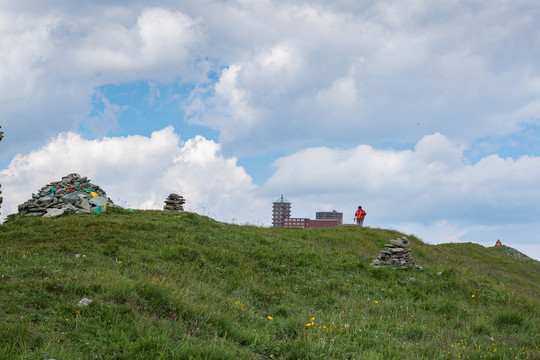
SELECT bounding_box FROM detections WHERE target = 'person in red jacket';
[354,206,367,226]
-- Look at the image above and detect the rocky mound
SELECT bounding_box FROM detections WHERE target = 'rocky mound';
[17,173,114,218]
[371,236,422,269]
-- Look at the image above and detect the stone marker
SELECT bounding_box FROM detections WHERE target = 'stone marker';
[164,193,185,211]
[371,236,422,269]
[16,173,115,218]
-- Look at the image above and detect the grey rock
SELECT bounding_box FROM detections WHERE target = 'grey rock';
[25,212,46,217]
[80,198,91,211]
[60,192,81,204]
[43,208,65,218]
[390,238,410,247]
[89,196,108,207]
[76,298,93,307]
[38,195,54,203]
[78,193,91,200]
[61,204,80,213]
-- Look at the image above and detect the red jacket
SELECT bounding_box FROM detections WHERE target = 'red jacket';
[355,209,366,220]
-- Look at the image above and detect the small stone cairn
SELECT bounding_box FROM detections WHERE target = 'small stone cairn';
[371,236,421,269]
[163,193,185,211]
[17,173,114,218]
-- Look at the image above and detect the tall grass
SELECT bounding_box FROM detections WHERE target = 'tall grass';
[0,208,538,359]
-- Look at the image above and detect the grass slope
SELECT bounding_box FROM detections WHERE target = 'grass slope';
[0,209,538,359]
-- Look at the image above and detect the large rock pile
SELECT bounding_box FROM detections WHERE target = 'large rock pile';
[371,236,421,269]
[17,173,114,218]
[164,193,185,211]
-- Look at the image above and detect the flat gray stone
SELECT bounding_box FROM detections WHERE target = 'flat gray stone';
[80,198,91,211]
[89,196,108,207]
[25,212,45,217]
[43,208,65,218]
[38,195,54,203]
[390,239,410,247]
[78,193,91,200]
[77,298,93,307]
[61,204,79,213]
[60,192,81,204]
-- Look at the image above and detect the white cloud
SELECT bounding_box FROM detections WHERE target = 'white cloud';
[0,127,263,223]
[0,5,202,161]
[184,0,540,154]
[2,1,540,158]
[315,76,359,110]
[73,7,201,80]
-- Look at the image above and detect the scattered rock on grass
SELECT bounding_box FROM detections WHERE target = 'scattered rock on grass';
[77,298,93,307]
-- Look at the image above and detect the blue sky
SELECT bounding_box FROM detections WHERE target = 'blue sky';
[1,0,539,260]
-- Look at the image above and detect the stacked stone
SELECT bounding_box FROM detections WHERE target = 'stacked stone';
[371,236,419,268]
[164,193,185,211]
[17,173,114,218]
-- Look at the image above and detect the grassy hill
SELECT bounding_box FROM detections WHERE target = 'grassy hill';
[0,209,538,359]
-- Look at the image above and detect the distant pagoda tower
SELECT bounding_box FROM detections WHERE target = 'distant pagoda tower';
[272,195,291,227]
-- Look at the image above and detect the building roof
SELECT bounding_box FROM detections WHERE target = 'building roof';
[273,194,290,204]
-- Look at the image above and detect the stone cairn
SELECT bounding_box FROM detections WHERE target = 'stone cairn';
[0,126,3,210]
[17,173,114,218]
[371,236,421,269]
[163,193,185,211]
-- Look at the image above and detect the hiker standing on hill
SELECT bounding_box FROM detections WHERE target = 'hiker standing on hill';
[354,206,366,226]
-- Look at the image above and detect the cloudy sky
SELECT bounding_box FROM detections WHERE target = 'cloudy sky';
[1,0,539,260]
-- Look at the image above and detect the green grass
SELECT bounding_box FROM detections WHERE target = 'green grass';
[0,208,538,359]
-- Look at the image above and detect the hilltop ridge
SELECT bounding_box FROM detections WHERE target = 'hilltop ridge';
[0,209,538,359]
